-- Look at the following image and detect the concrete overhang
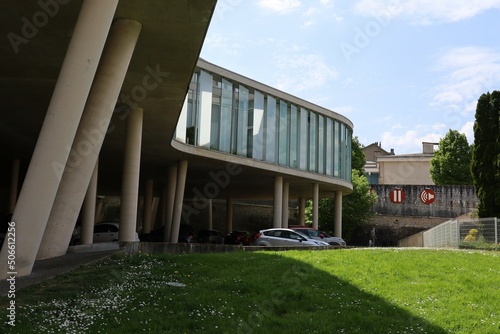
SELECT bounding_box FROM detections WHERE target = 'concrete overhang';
[0,1,216,194]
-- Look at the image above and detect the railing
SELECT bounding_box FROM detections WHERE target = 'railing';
[423,217,498,250]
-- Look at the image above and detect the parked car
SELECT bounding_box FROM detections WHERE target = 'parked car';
[139,224,195,243]
[289,226,346,247]
[72,222,140,244]
[223,230,255,245]
[197,229,224,244]
[253,228,330,247]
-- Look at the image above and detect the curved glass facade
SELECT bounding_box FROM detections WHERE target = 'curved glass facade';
[175,68,352,182]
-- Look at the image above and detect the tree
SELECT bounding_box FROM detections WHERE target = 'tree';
[430,129,472,185]
[351,136,366,175]
[471,91,500,218]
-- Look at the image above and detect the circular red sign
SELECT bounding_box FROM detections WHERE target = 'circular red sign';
[420,189,436,204]
[389,188,405,204]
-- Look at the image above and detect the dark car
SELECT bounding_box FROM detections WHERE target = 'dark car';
[140,224,195,243]
[289,226,346,247]
[197,229,224,244]
[223,231,255,245]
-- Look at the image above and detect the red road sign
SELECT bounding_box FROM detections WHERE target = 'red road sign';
[420,189,436,204]
[389,188,405,204]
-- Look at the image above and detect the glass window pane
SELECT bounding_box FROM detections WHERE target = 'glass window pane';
[299,108,308,170]
[309,112,317,172]
[220,78,233,153]
[290,105,298,168]
[318,114,325,174]
[265,96,276,163]
[252,90,265,160]
[198,70,213,148]
[326,118,333,176]
[334,121,340,177]
[236,85,249,157]
[278,100,289,166]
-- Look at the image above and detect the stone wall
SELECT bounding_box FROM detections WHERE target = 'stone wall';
[371,185,477,218]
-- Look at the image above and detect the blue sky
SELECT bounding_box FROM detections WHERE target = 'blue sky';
[200,0,500,154]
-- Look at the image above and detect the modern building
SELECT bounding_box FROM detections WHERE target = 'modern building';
[0,1,353,278]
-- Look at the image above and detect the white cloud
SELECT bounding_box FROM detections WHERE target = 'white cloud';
[460,121,475,145]
[203,33,241,56]
[430,46,500,126]
[273,53,338,92]
[353,0,500,24]
[380,124,445,154]
[257,0,302,14]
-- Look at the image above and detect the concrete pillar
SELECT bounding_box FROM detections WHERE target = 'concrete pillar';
[170,160,188,243]
[95,196,105,223]
[0,0,119,276]
[282,182,289,228]
[151,197,160,229]
[273,176,283,228]
[9,159,20,213]
[207,199,213,229]
[143,179,154,234]
[37,18,142,259]
[164,165,177,242]
[119,108,144,242]
[312,183,319,229]
[159,188,168,230]
[298,197,306,226]
[334,191,343,238]
[226,197,233,233]
[81,160,98,245]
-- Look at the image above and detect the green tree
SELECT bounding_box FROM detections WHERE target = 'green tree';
[430,129,472,185]
[351,136,366,175]
[471,91,500,218]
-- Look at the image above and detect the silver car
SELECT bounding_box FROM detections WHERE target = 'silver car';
[253,228,330,247]
[290,227,346,247]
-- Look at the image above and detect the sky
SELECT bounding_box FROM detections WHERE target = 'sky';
[200,0,500,154]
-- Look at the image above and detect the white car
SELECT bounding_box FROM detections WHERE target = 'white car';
[72,222,140,244]
[253,228,330,247]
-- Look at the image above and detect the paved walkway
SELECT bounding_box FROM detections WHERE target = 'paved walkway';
[0,249,121,297]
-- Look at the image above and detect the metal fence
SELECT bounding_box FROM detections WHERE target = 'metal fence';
[423,217,499,250]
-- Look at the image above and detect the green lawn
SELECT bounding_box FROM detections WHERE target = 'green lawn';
[2,248,499,333]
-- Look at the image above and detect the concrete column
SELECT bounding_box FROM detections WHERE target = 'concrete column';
[95,196,105,223]
[207,199,213,229]
[170,160,188,243]
[81,160,98,245]
[282,182,289,228]
[119,108,144,242]
[37,18,142,259]
[334,191,343,238]
[143,179,154,234]
[159,188,168,230]
[312,183,319,229]
[0,0,119,276]
[273,176,283,228]
[151,197,160,229]
[226,197,233,233]
[164,165,177,242]
[9,159,20,213]
[298,197,306,226]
